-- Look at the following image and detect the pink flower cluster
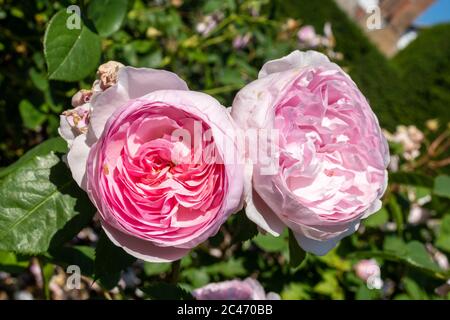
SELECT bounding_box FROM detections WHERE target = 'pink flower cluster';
[59,50,388,262]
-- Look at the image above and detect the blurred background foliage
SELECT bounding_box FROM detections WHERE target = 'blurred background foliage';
[0,0,449,300]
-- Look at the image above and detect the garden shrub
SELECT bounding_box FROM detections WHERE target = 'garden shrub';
[393,23,450,127]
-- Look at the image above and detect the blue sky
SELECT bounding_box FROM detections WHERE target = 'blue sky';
[415,0,450,25]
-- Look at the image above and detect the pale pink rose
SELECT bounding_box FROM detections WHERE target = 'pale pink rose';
[192,278,280,300]
[384,125,424,160]
[231,50,389,255]
[354,259,381,282]
[59,64,244,262]
[297,25,320,47]
[408,204,430,225]
[233,33,252,50]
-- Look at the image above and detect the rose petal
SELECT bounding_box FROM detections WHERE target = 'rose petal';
[293,221,359,256]
[258,50,331,78]
[67,134,91,190]
[102,220,190,263]
[89,67,189,140]
[244,163,284,236]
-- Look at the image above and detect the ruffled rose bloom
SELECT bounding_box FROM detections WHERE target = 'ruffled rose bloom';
[231,51,389,255]
[59,62,244,262]
[192,278,280,300]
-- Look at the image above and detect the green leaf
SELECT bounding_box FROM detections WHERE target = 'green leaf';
[49,245,95,277]
[404,241,441,273]
[364,207,389,228]
[383,236,408,255]
[253,229,287,252]
[385,239,438,273]
[355,284,380,300]
[142,282,193,300]
[434,175,450,198]
[44,10,101,81]
[0,138,67,179]
[288,229,306,269]
[88,0,128,37]
[144,262,171,277]
[230,211,258,243]
[317,249,351,272]
[281,282,311,300]
[394,293,411,300]
[94,231,136,289]
[402,277,428,300]
[19,100,46,130]
[0,153,95,254]
[436,214,450,253]
[219,68,246,87]
[139,50,163,68]
[203,258,246,278]
[29,68,49,91]
[0,251,29,273]
[313,270,344,300]
[389,172,434,188]
[181,268,210,288]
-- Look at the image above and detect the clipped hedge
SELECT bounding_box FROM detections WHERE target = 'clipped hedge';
[393,23,450,127]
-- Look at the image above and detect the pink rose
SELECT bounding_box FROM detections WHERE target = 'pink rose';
[297,25,320,47]
[231,51,389,255]
[59,63,244,262]
[354,259,381,282]
[192,278,280,300]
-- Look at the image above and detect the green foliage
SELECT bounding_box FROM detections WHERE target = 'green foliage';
[49,245,95,277]
[230,212,258,243]
[364,207,389,228]
[281,283,311,300]
[288,229,306,269]
[19,100,46,130]
[0,251,29,273]
[0,0,449,300]
[313,271,344,300]
[0,152,95,254]
[144,262,171,277]
[0,137,67,179]
[94,231,136,289]
[87,0,128,37]
[436,214,450,253]
[393,24,450,127]
[434,175,450,199]
[253,230,288,253]
[389,172,434,189]
[142,282,193,300]
[402,277,428,300]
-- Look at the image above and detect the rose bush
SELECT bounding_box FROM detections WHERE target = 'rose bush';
[59,62,244,262]
[232,50,389,255]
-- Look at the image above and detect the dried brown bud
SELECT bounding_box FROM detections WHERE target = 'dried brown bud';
[71,89,93,108]
[97,61,124,90]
